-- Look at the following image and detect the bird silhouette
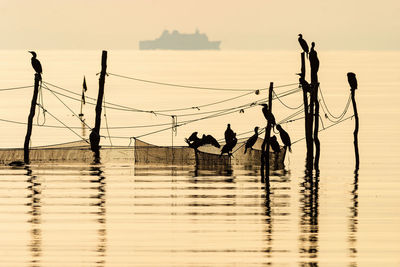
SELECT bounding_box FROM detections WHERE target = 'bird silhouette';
[224,124,235,144]
[220,133,237,157]
[29,51,42,80]
[347,72,357,90]
[260,104,276,127]
[270,136,281,153]
[276,124,292,152]
[298,34,309,58]
[309,42,319,74]
[202,134,221,148]
[244,126,259,154]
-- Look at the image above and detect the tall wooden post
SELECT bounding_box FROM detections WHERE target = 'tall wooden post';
[261,82,274,183]
[310,46,320,172]
[347,72,359,170]
[24,74,41,164]
[90,51,107,162]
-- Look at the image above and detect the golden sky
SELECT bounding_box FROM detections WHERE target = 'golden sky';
[1,0,399,50]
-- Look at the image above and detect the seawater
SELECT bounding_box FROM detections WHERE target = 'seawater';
[0,50,399,266]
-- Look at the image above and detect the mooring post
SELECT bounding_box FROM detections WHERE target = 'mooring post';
[90,50,107,162]
[310,43,320,172]
[261,82,274,183]
[347,72,359,170]
[24,74,41,164]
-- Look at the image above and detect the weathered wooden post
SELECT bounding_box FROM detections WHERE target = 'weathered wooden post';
[310,42,320,171]
[90,51,107,162]
[347,72,359,170]
[261,82,274,183]
[24,74,41,164]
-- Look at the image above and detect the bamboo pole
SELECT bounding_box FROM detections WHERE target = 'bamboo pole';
[90,51,107,162]
[261,82,274,183]
[24,74,40,164]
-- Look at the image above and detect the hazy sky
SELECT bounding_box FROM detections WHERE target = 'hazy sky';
[1,0,399,50]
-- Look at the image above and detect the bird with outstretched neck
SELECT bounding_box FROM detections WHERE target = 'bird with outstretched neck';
[244,126,259,154]
[276,124,292,152]
[298,34,309,58]
[260,104,276,127]
[29,51,42,81]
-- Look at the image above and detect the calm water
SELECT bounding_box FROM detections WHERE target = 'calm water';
[0,50,399,266]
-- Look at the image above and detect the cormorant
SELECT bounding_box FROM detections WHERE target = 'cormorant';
[28,51,42,80]
[244,126,259,154]
[309,42,319,73]
[298,34,309,58]
[224,124,235,143]
[260,104,276,126]
[276,124,292,152]
[220,133,237,157]
[270,136,281,153]
[347,72,357,90]
[202,134,221,148]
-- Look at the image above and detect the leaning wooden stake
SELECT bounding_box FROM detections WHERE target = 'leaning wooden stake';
[90,51,107,162]
[24,74,41,164]
[347,72,359,170]
[310,43,320,172]
[261,82,274,183]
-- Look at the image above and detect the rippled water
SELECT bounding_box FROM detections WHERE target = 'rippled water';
[0,50,399,266]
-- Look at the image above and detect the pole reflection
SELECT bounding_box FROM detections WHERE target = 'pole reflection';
[26,166,42,267]
[299,171,319,266]
[89,165,107,267]
[348,169,359,266]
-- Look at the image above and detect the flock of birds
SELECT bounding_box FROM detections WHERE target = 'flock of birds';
[27,34,318,159]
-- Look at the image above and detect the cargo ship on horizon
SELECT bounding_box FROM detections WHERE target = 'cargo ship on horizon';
[139,29,221,50]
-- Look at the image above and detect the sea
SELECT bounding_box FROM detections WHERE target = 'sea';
[0,50,399,266]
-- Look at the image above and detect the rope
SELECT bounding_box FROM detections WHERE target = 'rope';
[0,85,33,91]
[108,72,299,92]
[103,93,113,146]
[36,104,88,143]
[273,89,303,110]
[42,84,93,130]
[319,86,352,120]
[36,83,46,126]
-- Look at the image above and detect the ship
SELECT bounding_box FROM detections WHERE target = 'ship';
[139,29,221,50]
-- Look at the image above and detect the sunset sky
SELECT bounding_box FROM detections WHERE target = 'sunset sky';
[1,0,399,50]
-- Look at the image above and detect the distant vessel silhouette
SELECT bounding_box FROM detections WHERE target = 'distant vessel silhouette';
[139,29,221,50]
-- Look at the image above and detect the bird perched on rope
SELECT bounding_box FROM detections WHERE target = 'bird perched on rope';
[260,104,276,127]
[298,34,309,58]
[224,124,235,144]
[28,51,42,81]
[244,126,259,154]
[309,42,319,74]
[220,133,237,157]
[270,136,281,153]
[276,124,292,152]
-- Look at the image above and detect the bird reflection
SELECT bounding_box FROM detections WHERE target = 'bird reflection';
[89,165,107,267]
[299,171,319,265]
[26,166,42,267]
[348,169,359,264]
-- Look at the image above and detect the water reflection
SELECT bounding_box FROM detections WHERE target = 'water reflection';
[348,169,359,265]
[26,166,42,267]
[299,171,319,265]
[89,165,107,267]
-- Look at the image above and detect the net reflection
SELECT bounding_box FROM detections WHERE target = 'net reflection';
[299,171,319,266]
[348,169,359,266]
[89,165,107,267]
[26,166,42,267]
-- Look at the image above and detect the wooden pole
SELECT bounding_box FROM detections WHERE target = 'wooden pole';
[348,72,359,170]
[261,82,274,183]
[24,74,41,164]
[90,50,107,162]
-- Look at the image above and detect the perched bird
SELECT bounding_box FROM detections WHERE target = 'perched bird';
[270,136,281,153]
[298,34,309,58]
[202,134,221,148]
[347,72,357,90]
[244,126,259,154]
[276,124,292,153]
[309,42,319,74]
[28,51,42,80]
[224,124,235,143]
[220,134,238,157]
[260,104,276,126]
[185,132,202,149]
